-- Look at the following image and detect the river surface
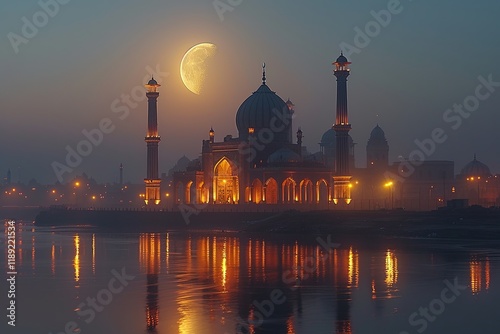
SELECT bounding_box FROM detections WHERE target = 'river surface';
[2,223,500,334]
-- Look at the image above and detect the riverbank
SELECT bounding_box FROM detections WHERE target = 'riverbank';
[31,206,500,242]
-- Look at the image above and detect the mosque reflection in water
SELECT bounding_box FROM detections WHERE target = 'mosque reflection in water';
[134,233,491,333]
[12,222,491,334]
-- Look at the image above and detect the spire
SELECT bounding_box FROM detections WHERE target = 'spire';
[474,153,477,161]
[262,63,266,85]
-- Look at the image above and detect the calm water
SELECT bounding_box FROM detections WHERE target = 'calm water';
[2,224,500,334]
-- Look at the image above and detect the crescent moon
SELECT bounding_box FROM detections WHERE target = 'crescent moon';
[180,43,217,95]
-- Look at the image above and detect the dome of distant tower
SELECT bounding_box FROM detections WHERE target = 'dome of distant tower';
[367,125,388,145]
[461,155,492,178]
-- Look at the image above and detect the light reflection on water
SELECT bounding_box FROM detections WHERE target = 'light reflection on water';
[4,226,500,334]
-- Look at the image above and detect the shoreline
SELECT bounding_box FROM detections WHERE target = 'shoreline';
[26,206,500,243]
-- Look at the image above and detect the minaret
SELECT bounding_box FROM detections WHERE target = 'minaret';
[119,163,123,185]
[209,127,215,143]
[332,52,352,205]
[144,77,161,205]
[296,128,303,147]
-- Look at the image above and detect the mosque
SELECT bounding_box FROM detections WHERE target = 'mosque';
[171,54,388,208]
[143,53,499,210]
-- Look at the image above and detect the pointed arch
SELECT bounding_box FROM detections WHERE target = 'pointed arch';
[300,179,314,204]
[264,178,278,204]
[185,180,195,204]
[251,179,263,204]
[213,157,239,204]
[282,177,297,203]
[316,179,329,204]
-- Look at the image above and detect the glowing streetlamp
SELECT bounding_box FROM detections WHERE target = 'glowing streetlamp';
[384,181,394,209]
[467,176,481,206]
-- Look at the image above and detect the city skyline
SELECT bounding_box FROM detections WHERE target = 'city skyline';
[1,0,500,184]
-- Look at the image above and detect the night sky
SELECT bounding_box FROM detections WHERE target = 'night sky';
[1,0,499,184]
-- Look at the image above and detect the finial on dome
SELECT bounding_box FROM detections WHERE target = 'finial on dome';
[262,63,266,85]
[474,153,477,161]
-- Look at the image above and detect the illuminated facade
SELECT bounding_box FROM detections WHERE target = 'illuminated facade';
[174,55,355,207]
[144,78,162,205]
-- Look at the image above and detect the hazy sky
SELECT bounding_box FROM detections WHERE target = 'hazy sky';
[1,0,499,184]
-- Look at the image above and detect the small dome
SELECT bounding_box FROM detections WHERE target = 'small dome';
[235,83,291,143]
[268,148,301,164]
[367,124,388,147]
[461,155,492,178]
[147,77,158,85]
[336,53,349,64]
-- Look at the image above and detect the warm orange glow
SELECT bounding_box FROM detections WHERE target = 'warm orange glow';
[348,247,359,288]
[384,181,393,187]
[74,235,80,283]
[92,234,96,275]
[74,182,80,187]
[51,243,56,276]
[248,127,255,134]
[91,195,96,200]
[31,235,36,271]
[385,250,398,287]
[470,256,490,294]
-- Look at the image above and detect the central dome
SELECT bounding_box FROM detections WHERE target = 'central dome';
[235,82,292,143]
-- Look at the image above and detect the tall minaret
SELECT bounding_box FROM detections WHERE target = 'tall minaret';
[332,52,352,205]
[144,77,161,205]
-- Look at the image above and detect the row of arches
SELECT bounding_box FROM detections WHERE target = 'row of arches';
[249,177,330,204]
[175,177,331,205]
[174,157,333,205]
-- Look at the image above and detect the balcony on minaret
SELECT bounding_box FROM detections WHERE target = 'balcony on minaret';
[334,53,351,72]
[145,77,161,93]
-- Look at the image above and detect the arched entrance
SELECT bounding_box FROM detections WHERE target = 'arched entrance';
[213,158,239,204]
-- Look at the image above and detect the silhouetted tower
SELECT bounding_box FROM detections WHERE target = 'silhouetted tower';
[209,127,215,144]
[144,77,161,205]
[366,125,389,170]
[119,163,123,185]
[6,169,11,185]
[297,128,303,146]
[332,53,352,205]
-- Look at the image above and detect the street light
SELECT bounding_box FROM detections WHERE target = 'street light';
[467,176,481,206]
[384,181,394,210]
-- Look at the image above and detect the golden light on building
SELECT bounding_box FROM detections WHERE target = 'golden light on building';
[74,234,80,283]
[385,250,398,287]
